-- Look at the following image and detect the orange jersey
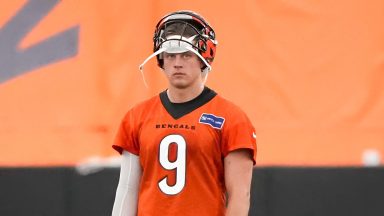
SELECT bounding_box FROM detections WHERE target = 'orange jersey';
[113,87,257,216]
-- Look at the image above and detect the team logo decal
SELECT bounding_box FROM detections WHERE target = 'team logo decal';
[199,113,225,129]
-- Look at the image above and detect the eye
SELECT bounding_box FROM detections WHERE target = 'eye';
[164,53,176,59]
[182,52,193,59]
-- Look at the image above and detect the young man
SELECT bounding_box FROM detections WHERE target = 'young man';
[111,10,257,216]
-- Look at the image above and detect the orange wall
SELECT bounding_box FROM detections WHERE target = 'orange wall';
[0,0,383,166]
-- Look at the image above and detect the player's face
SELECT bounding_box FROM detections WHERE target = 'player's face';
[162,51,204,89]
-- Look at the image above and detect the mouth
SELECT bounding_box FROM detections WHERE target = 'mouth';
[173,72,185,76]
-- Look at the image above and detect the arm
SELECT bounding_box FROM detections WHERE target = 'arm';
[224,149,254,216]
[111,150,142,216]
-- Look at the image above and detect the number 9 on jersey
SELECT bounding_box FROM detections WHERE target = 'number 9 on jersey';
[158,134,187,195]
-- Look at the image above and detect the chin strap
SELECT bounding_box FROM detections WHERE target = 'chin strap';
[139,46,211,73]
[139,47,166,71]
[139,47,166,88]
[183,46,212,73]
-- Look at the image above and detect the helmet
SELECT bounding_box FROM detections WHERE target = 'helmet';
[139,10,217,72]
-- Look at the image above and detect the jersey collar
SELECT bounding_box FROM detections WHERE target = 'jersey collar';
[160,87,217,119]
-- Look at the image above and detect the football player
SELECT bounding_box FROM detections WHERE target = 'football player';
[112,10,257,216]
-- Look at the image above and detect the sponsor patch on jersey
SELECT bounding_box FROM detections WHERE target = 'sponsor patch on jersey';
[199,113,225,129]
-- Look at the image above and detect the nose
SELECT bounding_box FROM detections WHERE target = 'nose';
[173,54,183,68]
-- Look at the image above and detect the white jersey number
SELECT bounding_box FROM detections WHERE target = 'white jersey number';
[158,134,186,195]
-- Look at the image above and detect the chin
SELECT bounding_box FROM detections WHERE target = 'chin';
[171,81,190,89]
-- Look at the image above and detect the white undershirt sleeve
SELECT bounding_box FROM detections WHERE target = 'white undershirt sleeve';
[111,150,142,216]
